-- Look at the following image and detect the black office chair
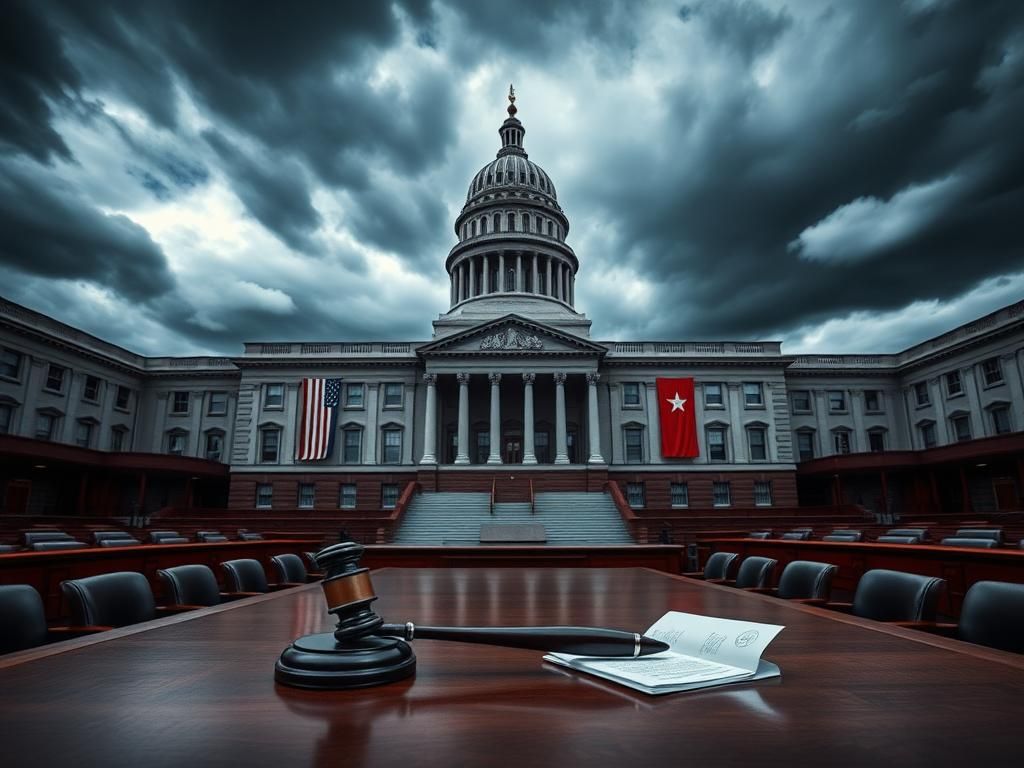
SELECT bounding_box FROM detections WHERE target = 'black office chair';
[823,529,862,542]
[271,553,310,585]
[953,528,1002,545]
[733,556,777,590]
[60,572,157,629]
[876,535,921,544]
[157,564,224,607]
[92,531,135,545]
[885,528,928,542]
[32,540,88,551]
[940,537,998,549]
[0,584,49,654]
[775,561,837,604]
[0,544,20,553]
[781,530,812,541]
[149,530,183,544]
[221,559,270,594]
[684,551,738,582]
[98,538,141,547]
[841,569,945,625]
[197,531,230,543]
[23,531,74,546]
[957,581,1024,654]
[748,531,772,539]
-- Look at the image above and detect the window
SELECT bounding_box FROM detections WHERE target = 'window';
[713,482,732,507]
[754,480,773,507]
[115,385,131,410]
[747,426,767,461]
[256,484,273,509]
[0,403,12,434]
[74,421,93,448]
[670,482,689,508]
[991,406,1012,435]
[624,426,644,463]
[0,348,21,379]
[535,431,550,463]
[626,482,646,508]
[205,432,223,461]
[951,414,971,442]
[535,215,542,232]
[264,383,284,409]
[743,383,763,407]
[827,390,846,412]
[382,428,402,464]
[342,427,362,464]
[791,390,811,413]
[83,375,101,402]
[339,484,357,509]
[167,431,186,455]
[945,371,963,397]
[345,383,364,408]
[383,383,403,407]
[914,382,930,407]
[622,382,641,407]
[521,212,529,231]
[475,430,490,464]
[864,390,882,412]
[832,430,851,454]
[507,213,515,231]
[981,357,1004,386]
[381,484,399,509]
[35,412,55,441]
[298,483,315,509]
[868,430,885,452]
[547,220,554,236]
[704,383,723,407]
[480,217,488,234]
[260,427,280,463]
[45,364,65,393]
[706,426,727,461]
[171,391,189,414]
[208,392,228,416]
[920,421,937,448]
[110,427,126,452]
[796,431,815,461]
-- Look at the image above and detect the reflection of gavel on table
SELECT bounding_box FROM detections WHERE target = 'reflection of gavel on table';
[275,542,669,690]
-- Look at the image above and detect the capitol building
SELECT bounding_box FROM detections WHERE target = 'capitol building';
[1,93,1022,532]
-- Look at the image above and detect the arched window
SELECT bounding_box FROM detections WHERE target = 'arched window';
[166,428,189,457]
[486,173,492,185]
[480,217,487,235]
[746,423,768,461]
[535,215,542,232]
[530,172,536,185]
[381,424,403,465]
[522,212,530,231]
[506,267,516,291]
[546,220,554,236]
[204,429,225,461]
[507,213,515,231]
[341,423,363,464]
[473,219,478,236]
[493,213,501,232]
[831,428,852,455]
[795,429,816,461]
[705,422,729,462]
[623,422,645,463]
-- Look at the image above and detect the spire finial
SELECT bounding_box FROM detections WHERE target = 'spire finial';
[507,83,517,117]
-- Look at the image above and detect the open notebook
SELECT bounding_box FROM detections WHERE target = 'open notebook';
[544,611,784,695]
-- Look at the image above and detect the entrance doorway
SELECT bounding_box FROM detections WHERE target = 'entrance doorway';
[503,432,522,464]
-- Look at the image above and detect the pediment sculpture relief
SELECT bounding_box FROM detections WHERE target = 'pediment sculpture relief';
[479,327,544,350]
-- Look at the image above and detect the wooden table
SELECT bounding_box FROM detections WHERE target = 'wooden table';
[1,568,1022,767]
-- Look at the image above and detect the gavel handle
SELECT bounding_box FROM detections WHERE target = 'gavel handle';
[377,624,669,657]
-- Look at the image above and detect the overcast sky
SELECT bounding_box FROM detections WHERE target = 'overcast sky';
[2,0,1022,356]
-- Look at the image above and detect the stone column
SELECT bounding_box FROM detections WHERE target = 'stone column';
[483,254,491,294]
[554,372,569,464]
[545,257,552,297]
[586,372,604,464]
[487,372,502,464]
[522,373,537,464]
[469,257,476,299]
[514,252,522,292]
[498,252,505,291]
[455,373,470,464]
[962,364,984,437]
[420,373,438,464]
[850,389,865,453]
[929,377,949,444]
[531,253,539,295]
[727,383,746,462]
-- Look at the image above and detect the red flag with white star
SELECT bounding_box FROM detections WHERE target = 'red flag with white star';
[656,378,699,458]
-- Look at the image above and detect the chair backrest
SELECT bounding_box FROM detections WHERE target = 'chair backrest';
[830,530,863,540]
[239,532,264,541]
[703,552,738,581]
[158,564,222,607]
[958,581,1024,653]
[148,530,181,543]
[823,534,861,542]
[747,531,772,540]
[221,559,269,593]
[200,535,230,543]
[196,531,222,537]
[92,531,135,544]
[955,528,1002,544]
[941,537,998,549]
[886,528,928,540]
[23,531,73,545]
[60,572,156,627]
[781,531,811,540]
[271,553,308,584]
[0,544,21,553]
[155,537,190,545]
[852,569,945,622]
[876,535,921,544]
[734,556,777,589]
[32,540,87,551]
[98,538,141,547]
[0,584,48,653]
[776,561,837,601]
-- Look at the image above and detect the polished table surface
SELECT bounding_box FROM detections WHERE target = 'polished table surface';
[2,567,1023,767]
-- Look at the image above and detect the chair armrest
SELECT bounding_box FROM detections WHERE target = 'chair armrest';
[681,571,705,579]
[825,601,855,613]
[48,625,113,639]
[155,605,201,614]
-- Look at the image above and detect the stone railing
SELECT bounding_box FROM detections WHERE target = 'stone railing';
[243,341,421,357]
[605,341,782,356]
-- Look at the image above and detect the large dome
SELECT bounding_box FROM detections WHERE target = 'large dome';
[465,154,558,204]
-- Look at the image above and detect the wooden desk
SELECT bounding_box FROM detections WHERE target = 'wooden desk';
[1,568,1022,766]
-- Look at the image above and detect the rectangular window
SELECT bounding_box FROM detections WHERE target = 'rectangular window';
[920,422,937,448]
[383,383,403,407]
[868,431,885,452]
[35,412,55,441]
[754,480,773,507]
[791,390,811,413]
[827,390,846,412]
[45,364,65,393]
[707,427,726,461]
[0,347,21,379]
[713,481,731,507]
[507,213,515,231]
[298,483,315,509]
[205,432,223,461]
[945,371,963,397]
[704,383,723,407]
[742,382,763,407]
[110,428,125,452]
[167,432,186,455]
[171,391,189,414]
[981,357,1004,386]
[256,484,273,509]
[264,383,284,409]
[381,483,399,509]
[83,375,101,402]
[535,431,550,463]
[833,431,851,454]
[951,415,971,442]
[339,483,357,509]
[382,429,402,464]
[208,392,228,416]
[116,385,131,410]
[991,406,1011,435]
[345,383,364,408]
[75,421,92,448]
[0,403,12,434]
[476,430,490,464]
[914,382,930,406]
[747,427,767,461]
[797,431,815,461]
[622,382,641,407]
[626,482,646,508]
[260,428,280,462]
[343,428,362,464]
[535,215,542,232]
[864,390,882,412]
[670,482,689,508]
[624,426,644,463]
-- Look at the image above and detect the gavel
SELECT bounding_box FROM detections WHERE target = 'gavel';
[275,541,669,690]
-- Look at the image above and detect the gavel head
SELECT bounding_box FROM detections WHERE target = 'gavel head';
[314,541,382,643]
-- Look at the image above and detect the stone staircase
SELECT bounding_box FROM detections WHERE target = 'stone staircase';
[391,491,633,545]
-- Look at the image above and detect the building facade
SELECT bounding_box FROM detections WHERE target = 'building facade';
[1,94,1022,522]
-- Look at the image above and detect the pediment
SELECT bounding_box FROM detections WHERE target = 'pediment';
[418,315,606,357]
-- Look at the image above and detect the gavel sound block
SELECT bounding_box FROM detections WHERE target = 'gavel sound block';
[274,542,669,690]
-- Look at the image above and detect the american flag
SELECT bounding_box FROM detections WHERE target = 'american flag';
[295,378,341,461]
